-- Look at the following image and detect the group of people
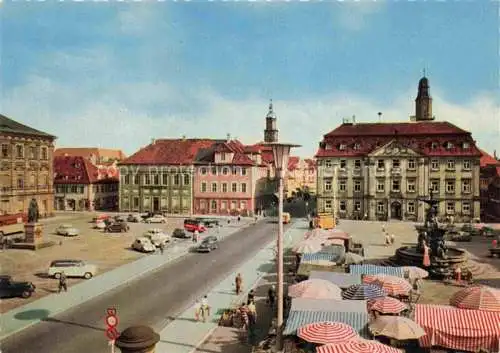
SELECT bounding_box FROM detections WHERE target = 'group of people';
[382,224,396,246]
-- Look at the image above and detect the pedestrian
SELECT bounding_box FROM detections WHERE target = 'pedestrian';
[390,233,395,245]
[58,271,67,293]
[237,216,241,222]
[455,266,462,284]
[193,230,199,243]
[194,300,201,321]
[201,295,210,322]
[216,223,220,234]
[385,233,391,246]
[268,285,276,308]
[423,244,431,267]
[235,273,243,295]
[247,289,255,305]
[492,238,498,248]
[247,309,257,346]
[159,242,165,255]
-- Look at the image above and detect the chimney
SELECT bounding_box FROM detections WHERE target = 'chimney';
[378,112,382,122]
[352,115,356,124]
[151,138,156,145]
[226,133,231,141]
[182,135,186,140]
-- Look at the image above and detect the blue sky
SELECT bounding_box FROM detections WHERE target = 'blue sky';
[2,1,499,157]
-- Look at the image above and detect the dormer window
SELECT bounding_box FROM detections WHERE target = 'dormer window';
[445,142,454,150]
[462,142,470,149]
[339,144,346,151]
[220,152,226,161]
[325,144,332,150]
[353,143,361,150]
[431,142,438,150]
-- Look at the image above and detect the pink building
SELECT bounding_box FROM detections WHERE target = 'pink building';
[193,140,263,216]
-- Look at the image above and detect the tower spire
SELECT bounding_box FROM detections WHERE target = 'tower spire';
[264,98,279,143]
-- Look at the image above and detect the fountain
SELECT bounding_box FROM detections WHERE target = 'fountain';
[393,190,468,278]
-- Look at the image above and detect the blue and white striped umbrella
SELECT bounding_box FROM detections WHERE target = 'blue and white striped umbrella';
[342,283,387,300]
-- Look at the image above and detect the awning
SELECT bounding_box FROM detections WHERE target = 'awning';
[349,264,404,278]
[309,271,362,289]
[283,310,370,338]
[297,263,338,277]
[414,304,500,352]
[291,298,368,313]
[302,252,341,263]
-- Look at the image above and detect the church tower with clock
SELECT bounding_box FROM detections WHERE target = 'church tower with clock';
[415,75,434,121]
[264,99,279,143]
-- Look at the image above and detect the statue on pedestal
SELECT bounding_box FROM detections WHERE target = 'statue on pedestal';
[28,198,40,224]
[418,190,448,260]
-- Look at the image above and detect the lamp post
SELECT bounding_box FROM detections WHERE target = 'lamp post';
[265,142,301,351]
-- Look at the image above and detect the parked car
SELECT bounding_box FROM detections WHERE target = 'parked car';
[105,222,130,233]
[114,215,127,223]
[195,217,220,228]
[94,220,106,230]
[184,219,207,233]
[197,235,219,253]
[47,260,97,279]
[55,224,79,237]
[92,214,110,223]
[127,214,142,223]
[131,237,156,253]
[145,215,167,224]
[143,228,170,246]
[172,228,189,239]
[0,275,36,299]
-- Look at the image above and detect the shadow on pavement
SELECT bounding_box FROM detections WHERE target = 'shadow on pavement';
[41,317,105,332]
[35,272,50,279]
[14,309,51,321]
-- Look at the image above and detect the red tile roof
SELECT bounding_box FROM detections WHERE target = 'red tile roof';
[304,158,317,169]
[287,156,300,171]
[54,156,99,184]
[204,140,255,165]
[55,148,126,161]
[479,149,500,167]
[324,121,467,137]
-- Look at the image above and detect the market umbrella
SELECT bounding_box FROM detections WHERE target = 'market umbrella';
[342,283,386,300]
[316,339,403,353]
[288,279,342,299]
[293,240,323,254]
[320,241,345,250]
[343,252,364,265]
[297,321,358,345]
[402,266,429,279]
[306,228,331,239]
[363,275,412,297]
[369,316,425,340]
[449,285,500,312]
[368,297,408,314]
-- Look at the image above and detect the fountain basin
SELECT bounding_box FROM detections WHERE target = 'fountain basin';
[394,245,468,273]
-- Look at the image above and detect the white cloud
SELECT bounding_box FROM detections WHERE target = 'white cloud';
[333,1,386,31]
[2,76,499,158]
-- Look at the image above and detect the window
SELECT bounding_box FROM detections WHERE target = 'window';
[134,175,140,185]
[339,200,346,212]
[431,160,439,170]
[123,174,130,184]
[377,201,385,213]
[1,144,8,158]
[241,168,247,176]
[376,180,385,192]
[241,183,247,193]
[144,174,151,185]
[431,179,440,193]
[377,159,385,169]
[325,200,332,211]
[162,174,169,185]
[339,180,346,192]
[325,160,332,168]
[153,174,159,185]
[211,200,218,210]
[339,144,346,150]
[463,160,471,170]
[240,201,247,210]
[232,167,238,175]
[407,202,416,214]
[392,159,400,168]
[41,147,48,160]
[408,159,416,170]
[211,167,217,175]
[231,200,237,210]
[324,179,332,192]
[447,160,455,170]
[407,179,416,193]
[431,142,438,150]
[353,143,361,150]
[462,202,471,214]
[354,160,361,168]
[340,160,346,169]
[200,167,207,175]
[231,182,237,192]
[463,142,470,149]
[446,142,454,149]
[446,180,455,193]
[221,201,227,210]
[446,201,455,214]
[183,174,190,186]
[16,145,24,159]
[222,183,228,193]
[211,183,217,192]
[173,174,180,186]
[223,167,229,175]
[201,182,207,192]
[17,178,24,189]
[392,179,400,192]
[354,201,361,211]
[462,179,471,193]
[354,180,361,192]
[29,146,36,159]
[133,197,139,208]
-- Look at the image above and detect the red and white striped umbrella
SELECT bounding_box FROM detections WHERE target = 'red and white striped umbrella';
[363,274,412,297]
[450,285,500,312]
[316,339,403,353]
[297,321,358,344]
[402,266,429,279]
[369,297,408,314]
[288,279,342,299]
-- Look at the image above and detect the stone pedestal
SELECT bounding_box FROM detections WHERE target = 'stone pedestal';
[115,325,160,353]
[10,222,54,250]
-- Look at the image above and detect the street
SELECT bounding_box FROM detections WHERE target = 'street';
[0,219,290,353]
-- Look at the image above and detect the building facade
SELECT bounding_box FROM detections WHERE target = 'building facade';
[285,157,317,197]
[479,149,500,222]
[55,147,125,179]
[54,156,119,211]
[315,77,482,222]
[0,114,56,216]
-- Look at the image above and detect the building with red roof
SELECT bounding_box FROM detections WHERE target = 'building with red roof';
[285,157,317,198]
[315,76,481,222]
[54,156,118,211]
[479,149,500,222]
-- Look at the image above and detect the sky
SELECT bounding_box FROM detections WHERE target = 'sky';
[1,1,499,158]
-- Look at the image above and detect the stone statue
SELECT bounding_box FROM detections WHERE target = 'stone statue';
[418,191,447,260]
[28,198,40,223]
[417,231,428,253]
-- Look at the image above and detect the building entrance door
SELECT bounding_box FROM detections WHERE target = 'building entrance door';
[153,197,160,212]
[390,201,402,220]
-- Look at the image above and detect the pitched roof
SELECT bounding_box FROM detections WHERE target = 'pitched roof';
[0,114,56,139]
[198,139,255,165]
[479,149,500,167]
[287,156,300,171]
[53,156,100,184]
[304,158,316,169]
[55,148,126,161]
[324,121,468,137]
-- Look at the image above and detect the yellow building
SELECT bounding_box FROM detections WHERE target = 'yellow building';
[285,157,317,198]
[0,114,56,216]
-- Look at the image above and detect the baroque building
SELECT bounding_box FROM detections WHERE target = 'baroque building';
[285,157,317,198]
[315,77,482,222]
[0,114,56,216]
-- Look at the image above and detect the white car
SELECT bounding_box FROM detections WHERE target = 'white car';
[94,221,106,230]
[47,260,97,279]
[143,228,171,247]
[55,224,79,237]
[145,215,167,224]
[131,237,156,253]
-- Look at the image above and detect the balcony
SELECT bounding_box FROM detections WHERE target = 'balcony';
[391,167,401,176]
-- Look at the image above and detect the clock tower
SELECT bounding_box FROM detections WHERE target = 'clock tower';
[264,99,279,143]
[415,75,434,121]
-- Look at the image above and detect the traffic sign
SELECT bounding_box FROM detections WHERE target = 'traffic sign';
[105,307,119,341]
[106,315,118,327]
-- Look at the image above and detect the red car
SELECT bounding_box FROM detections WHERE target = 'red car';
[183,219,207,233]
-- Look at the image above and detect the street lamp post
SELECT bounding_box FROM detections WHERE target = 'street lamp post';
[265,142,301,351]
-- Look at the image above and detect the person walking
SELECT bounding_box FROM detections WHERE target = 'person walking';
[235,273,243,295]
[194,299,201,321]
[58,271,67,293]
[200,295,210,322]
[390,233,395,245]
[247,289,255,305]
[267,285,276,308]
